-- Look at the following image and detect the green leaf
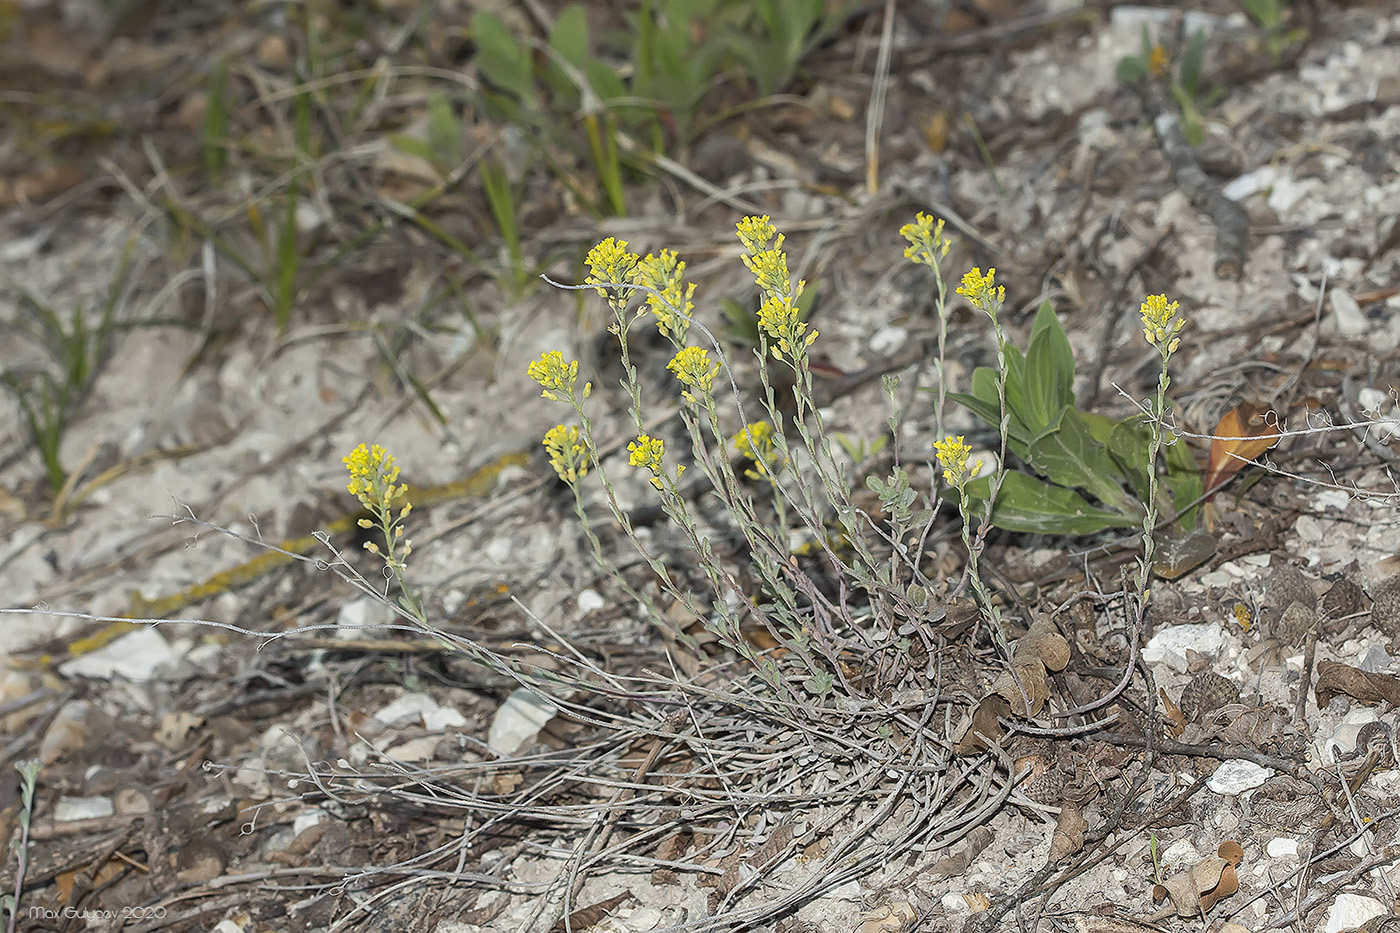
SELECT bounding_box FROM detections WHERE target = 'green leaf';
[1180,28,1206,99]
[1163,431,1204,529]
[1024,300,1076,428]
[1001,343,1027,428]
[1026,407,1138,517]
[954,471,1137,535]
[1107,416,1154,504]
[388,134,437,166]
[472,11,534,103]
[549,4,590,69]
[1116,54,1148,84]
[426,92,460,167]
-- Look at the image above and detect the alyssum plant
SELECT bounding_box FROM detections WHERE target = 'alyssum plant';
[347,213,1187,713]
[514,214,1187,704]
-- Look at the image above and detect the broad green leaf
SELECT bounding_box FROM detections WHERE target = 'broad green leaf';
[1025,300,1076,424]
[472,11,534,103]
[1163,431,1204,529]
[1002,343,1026,427]
[543,5,589,102]
[586,61,627,104]
[953,470,1137,535]
[1107,416,1154,505]
[387,135,436,166]
[950,376,1031,458]
[426,92,459,167]
[548,5,589,69]
[1027,407,1138,517]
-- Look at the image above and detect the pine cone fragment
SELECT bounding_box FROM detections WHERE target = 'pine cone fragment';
[1179,671,1239,724]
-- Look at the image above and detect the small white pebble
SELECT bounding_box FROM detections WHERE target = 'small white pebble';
[1267,837,1299,859]
[577,589,606,613]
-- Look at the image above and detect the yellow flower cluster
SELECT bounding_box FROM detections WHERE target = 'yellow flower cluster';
[735,215,777,254]
[733,421,781,479]
[584,237,694,342]
[1139,294,1184,355]
[343,443,412,560]
[635,249,696,343]
[933,435,981,487]
[584,237,639,301]
[542,424,589,484]
[737,216,816,362]
[628,434,680,489]
[667,346,721,396]
[899,212,951,267]
[345,443,406,511]
[957,268,1004,317]
[528,350,589,403]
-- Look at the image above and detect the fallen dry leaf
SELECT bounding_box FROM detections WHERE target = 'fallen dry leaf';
[1048,802,1087,863]
[856,901,917,933]
[1204,403,1282,497]
[1150,842,1243,918]
[1315,660,1400,707]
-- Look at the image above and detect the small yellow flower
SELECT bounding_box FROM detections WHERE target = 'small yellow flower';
[742,246,797,303]
[957,268,1005,315]
[733,421,782,479]
[527,350,590,403]
[1148,43,1169,77]
[344,443,404,508]
[900,212,951,266]
[667,346,721,395]
[628,434,680,490]
[584,237,640,301]
[343,443,414,567]
[542,424,589,484]
[635,249,695,342]
[736,215,777,254]
[756,295,818,362]
[933,435,982,487]
[1139,294,1184,354]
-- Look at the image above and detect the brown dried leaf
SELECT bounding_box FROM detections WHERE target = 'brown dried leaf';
[1151,845,1243,917]
[549,893,632,933]
[1160,687,1186,738]
[992,658,1051,716]
[1048,803,1087,863]
[928,827,995,881]
[1315,660,1400,707]
[955,695,1009,754]
[1018,619,1071,672]
[1196,861,1239,912]
[856,901,917,933]
[1204,402,1281,496]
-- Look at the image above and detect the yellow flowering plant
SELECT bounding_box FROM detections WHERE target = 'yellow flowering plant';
[532,216,955,698]
[343,443,423,619]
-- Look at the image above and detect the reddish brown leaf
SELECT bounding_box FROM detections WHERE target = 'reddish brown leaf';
[1204,403,1282,496]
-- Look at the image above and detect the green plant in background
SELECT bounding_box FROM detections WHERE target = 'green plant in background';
[1,246,134,499]
[1240,0,1306,65]
[944,288,1201,536]
[1116,26,1218,146]
[472,0,856,168]
[719,282,817,349]
[3,759,41,933]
